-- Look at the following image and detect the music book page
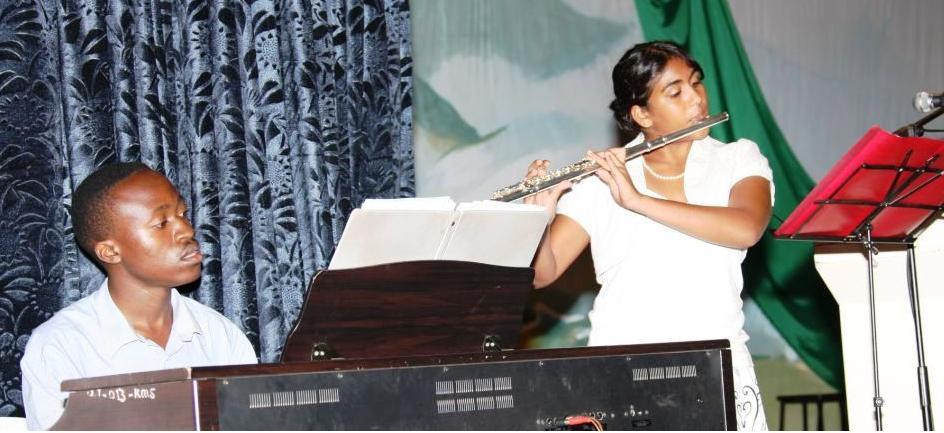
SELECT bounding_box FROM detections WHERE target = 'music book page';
[328,198,549,270]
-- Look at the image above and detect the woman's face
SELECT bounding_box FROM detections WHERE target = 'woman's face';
[633,56,709,139]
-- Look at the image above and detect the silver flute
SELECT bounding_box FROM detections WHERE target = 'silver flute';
[490,112,730,202]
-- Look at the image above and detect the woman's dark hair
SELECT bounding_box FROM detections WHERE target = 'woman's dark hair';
[609,41,704,137]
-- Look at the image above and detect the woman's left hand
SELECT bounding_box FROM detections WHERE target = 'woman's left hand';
[586,148,646,211]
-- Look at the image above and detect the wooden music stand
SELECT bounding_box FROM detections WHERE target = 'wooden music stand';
[775,126,944,430]
[280,261,534,362]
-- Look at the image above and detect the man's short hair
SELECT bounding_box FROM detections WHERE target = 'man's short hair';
[70,162,153,256]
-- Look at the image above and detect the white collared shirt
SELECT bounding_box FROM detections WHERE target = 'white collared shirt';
[557,135,775,350]
[20,279,257,430]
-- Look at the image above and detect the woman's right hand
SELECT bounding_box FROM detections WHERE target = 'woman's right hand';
[522,160,588,289]
[522,159,572,220]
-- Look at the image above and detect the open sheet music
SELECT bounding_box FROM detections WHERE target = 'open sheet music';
[328,197,550,270]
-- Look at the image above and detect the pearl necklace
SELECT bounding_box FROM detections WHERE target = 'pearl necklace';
[642,158,685,180]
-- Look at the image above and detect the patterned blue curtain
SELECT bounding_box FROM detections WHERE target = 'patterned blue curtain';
[0,0,413,416]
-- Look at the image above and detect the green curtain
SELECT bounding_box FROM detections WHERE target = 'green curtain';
[634,0,844,389]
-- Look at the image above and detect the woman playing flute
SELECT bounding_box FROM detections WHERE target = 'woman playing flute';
[526,41,773,431]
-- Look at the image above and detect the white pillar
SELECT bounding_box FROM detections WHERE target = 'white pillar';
[814,219,944,430]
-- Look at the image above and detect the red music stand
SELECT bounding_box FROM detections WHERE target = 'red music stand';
[775,126,944,430]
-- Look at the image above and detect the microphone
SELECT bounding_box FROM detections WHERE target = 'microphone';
[913,91,943,113]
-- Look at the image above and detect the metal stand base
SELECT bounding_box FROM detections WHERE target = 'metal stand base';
[863,226,884,430]
[906,246,934,430]
[862,228,935,431]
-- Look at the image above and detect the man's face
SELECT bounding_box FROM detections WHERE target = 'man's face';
[103,170,203,289]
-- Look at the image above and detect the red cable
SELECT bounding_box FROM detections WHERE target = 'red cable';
[564,415,603,430]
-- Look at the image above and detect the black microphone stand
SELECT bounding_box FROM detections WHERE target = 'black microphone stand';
[892,105,943,431]
[894,106,944,138]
